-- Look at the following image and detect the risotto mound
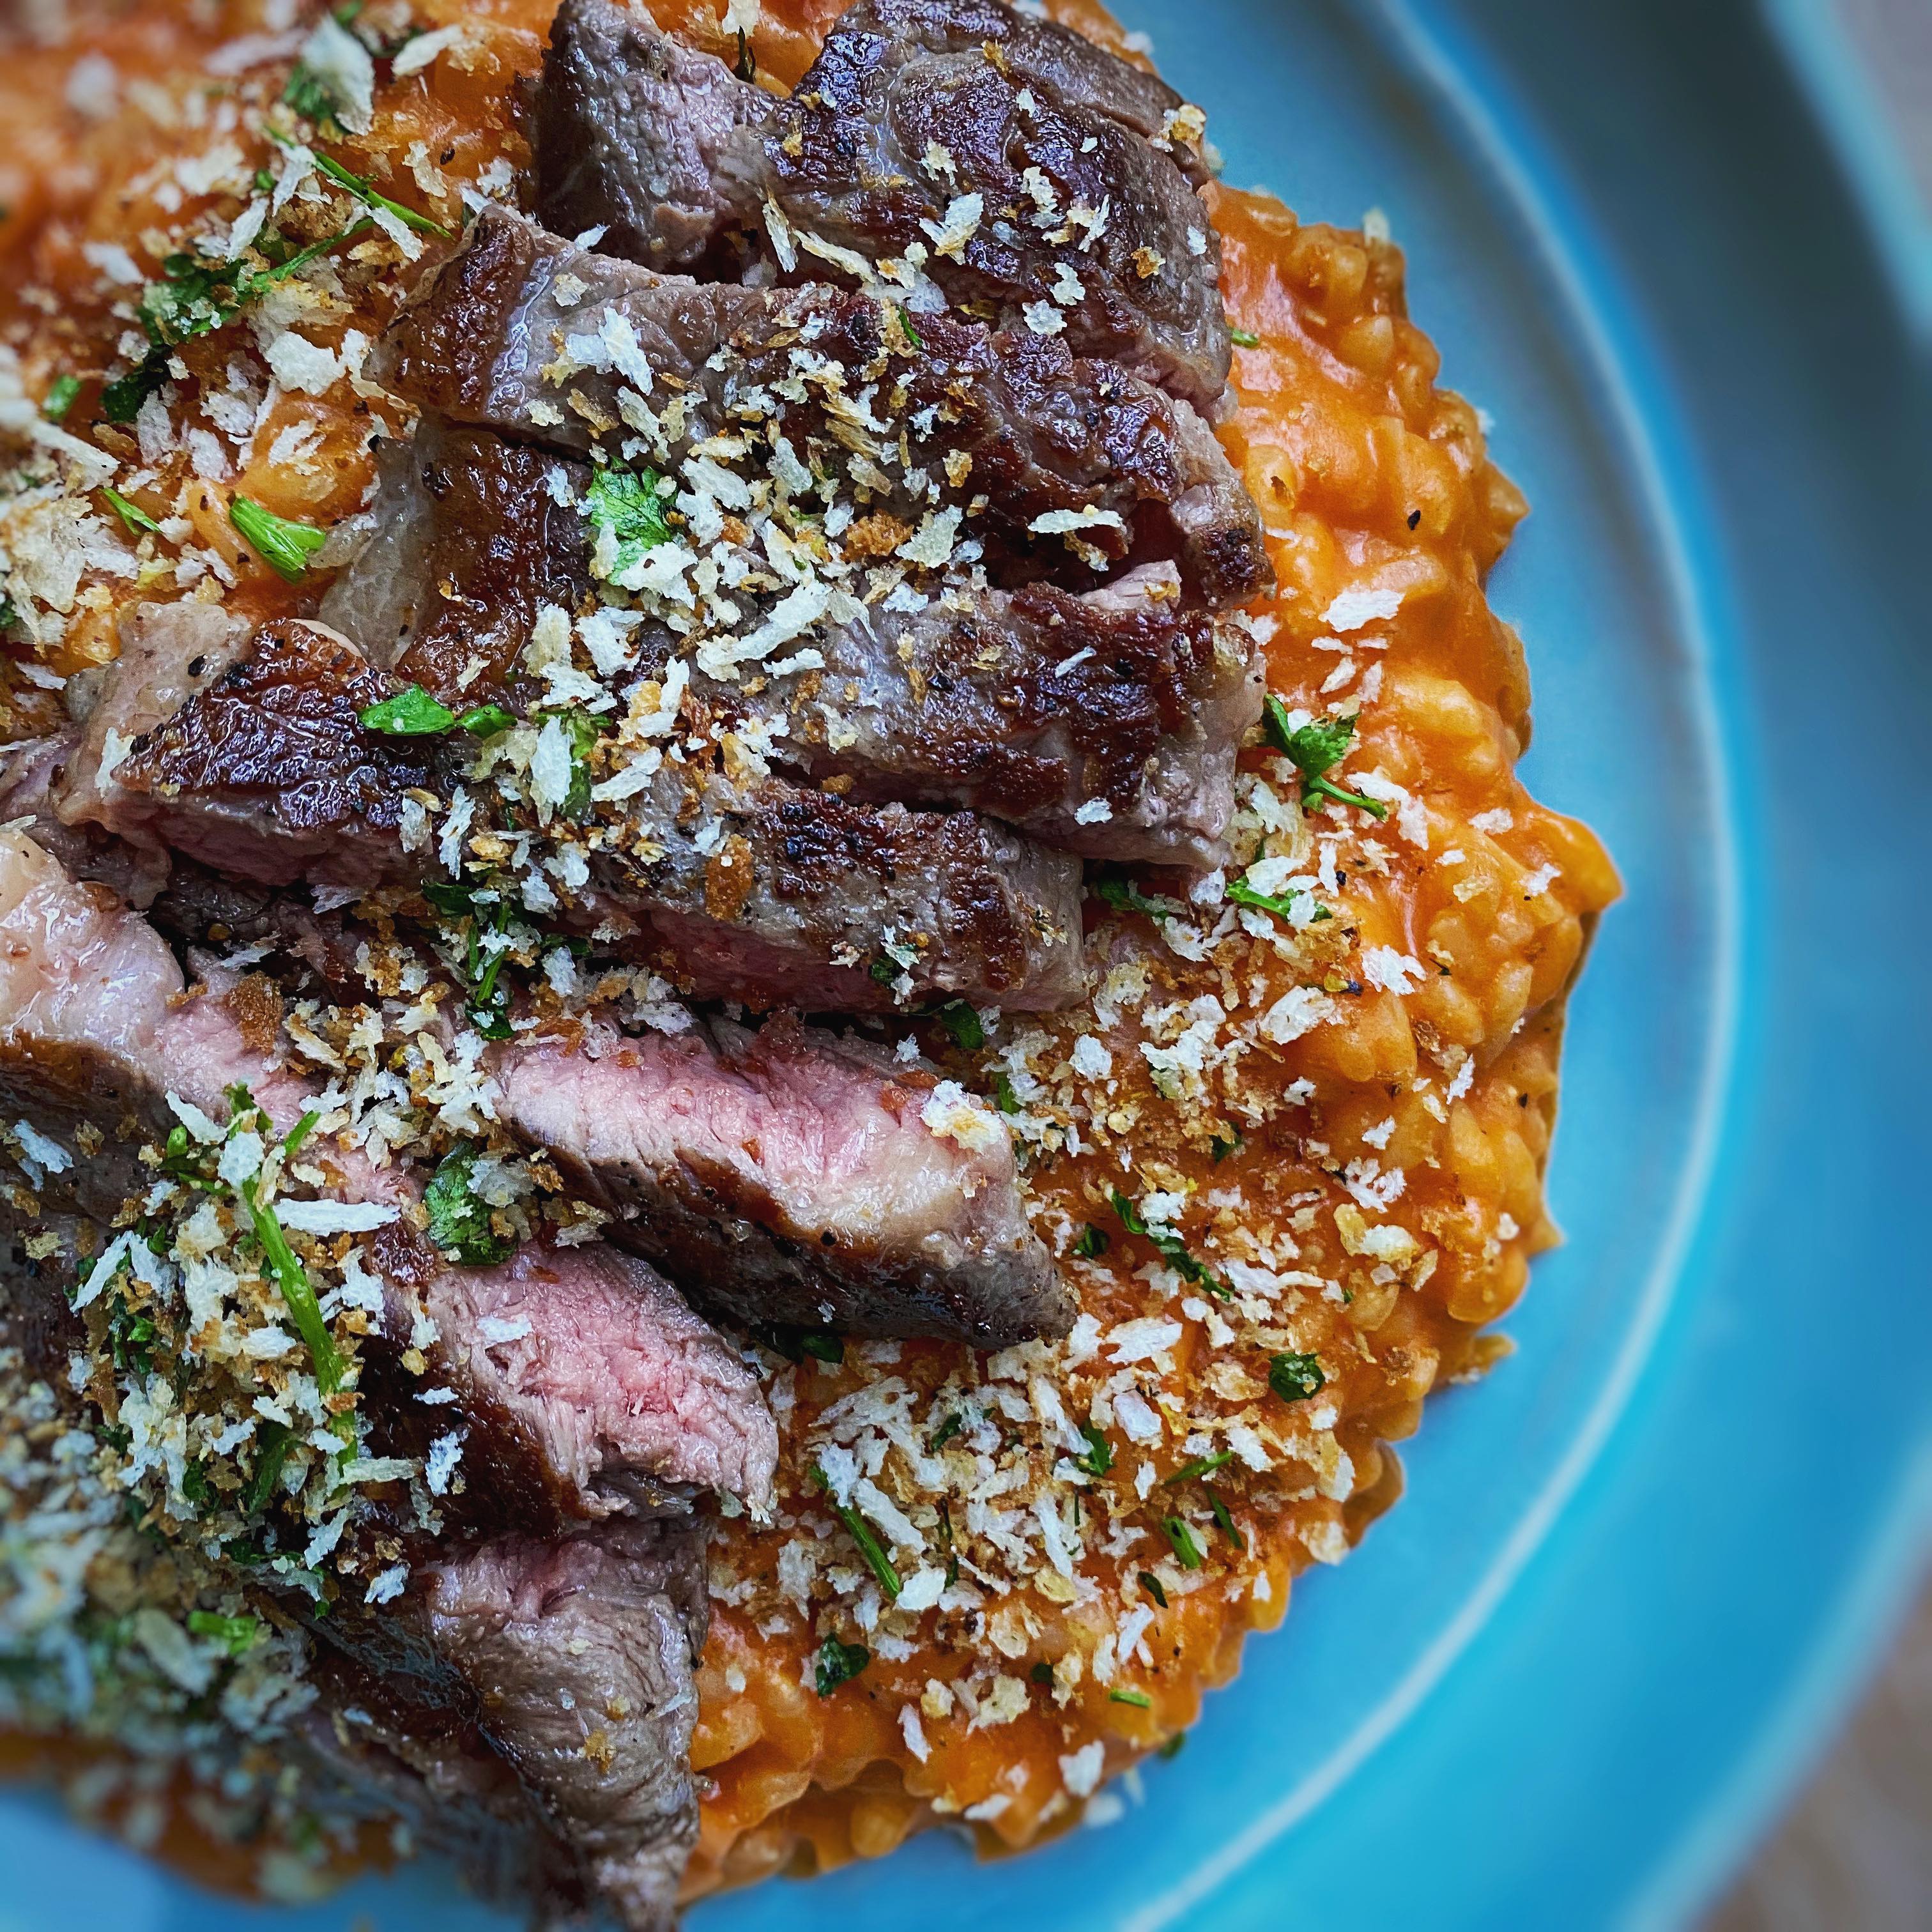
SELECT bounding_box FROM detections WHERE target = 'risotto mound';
[0,0,1619,1904]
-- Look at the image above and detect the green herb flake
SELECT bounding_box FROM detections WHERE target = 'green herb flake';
[359,683,456,736]
[457,702,516,737]
[42,374,80,421]
[1071,1223,1110,1260]
[809,1465,903,1600]
[1158,1732,1185,1759]
[1209,1131,1245,1164]
[1229,326,1261,348]
[1165,1450,1231,1487]
[870,953,901,986]
[1110,1190,1231,1301]
[762,1324,845,1365]
[1108,1687,1152,1709]
[1268,1351,1326,1403]
[424,1144,514,1266]
[282,1110,321,1159]
[309,149,450,238]
[927,1411,964,1453]
[242,1178,342,1393]
[814,1631,870,1696]
[1162,1515,1205,1570]
[229,496,328,583]
[243,1421,293,1515]
[1137,1569,1168,1607]
[1225,875,1332,924]
[1071,1422,1113,1478]
[935,999,984,1051]
[1261,697,1388,819]
[100,486,160,535]
[1029,1660,1055,1686]
[188,1610,262,1657]
[1207,1486,1245,1549]
[584,465,672,578]
[284,62,346,131]
[1093,873,1183,921]
[992,1071,1021,1115]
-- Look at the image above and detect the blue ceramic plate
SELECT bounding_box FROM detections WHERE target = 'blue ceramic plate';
[4,2,1927,1926]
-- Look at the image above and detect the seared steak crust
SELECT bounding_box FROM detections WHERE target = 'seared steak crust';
[494,1013,1071,1346]
[80,610,1084,1012]
[317,421,599,703]
[112,617,446,887]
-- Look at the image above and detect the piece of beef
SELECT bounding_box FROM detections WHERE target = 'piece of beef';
[378,209,1268,607]
[0,827,778,1516]
[494,1011,1070,1346]
[760,0,1230,413]
[427,1522,706,1929]
[526,0,1229,413]
[316,420,599,705]
[69,610,1086,1012]
[526,0,769,274]
[321,425,1259,862]
[298,1514,708,1932]
[109,616,449,888]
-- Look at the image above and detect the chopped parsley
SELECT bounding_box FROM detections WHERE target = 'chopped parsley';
[307,149,450,239]
[761,1324,845,1365]
[1209,1130,1245,1163]
[1158,1732,1185,1759]
[734,26,756,79]
[424,1144,513,1266]
[187,1611,261,1657]
[102,218,372,422]
[1092,873,1183,921]
[1207,1486,1245,1549]
[229,496,328,582]
[359,683,456,736]
[584,465,671,578]
[935,999,983,1050]
[1110,1190,1231,1301]
[1226,875,1331,924]
[1071,1223,1110,1260]
[42,374,80,421]
[1165,1450,1231,1487]
[1262,698,1388,819]
[992,1071,1021,1115]
[809,1465,902,1600]
[1162,1515,1205,1570]
[870,954,901,985]
[927,1411,964,1452]
[1137,1569,1167,1607]
[242,1424,292,1514]
[539,708,604,820]
[457,702,515,737]
[99,486,160,535]
[1268,1351,1326,1402]
[1071,1423,1113,1478]
[1108,1687,1152,1709]
[1229,326,1261,348]
[241,1176,342,1393]
[814,1631,870,1695]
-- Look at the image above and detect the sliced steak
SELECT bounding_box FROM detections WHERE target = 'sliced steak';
[72,610,1085,1011]
[526,0,1229,413]
[527,0,768,273]
[0,828,778,1517]
[494,1011,1070,1345]
[319,425,1257,861]
[378,209,1267,606]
